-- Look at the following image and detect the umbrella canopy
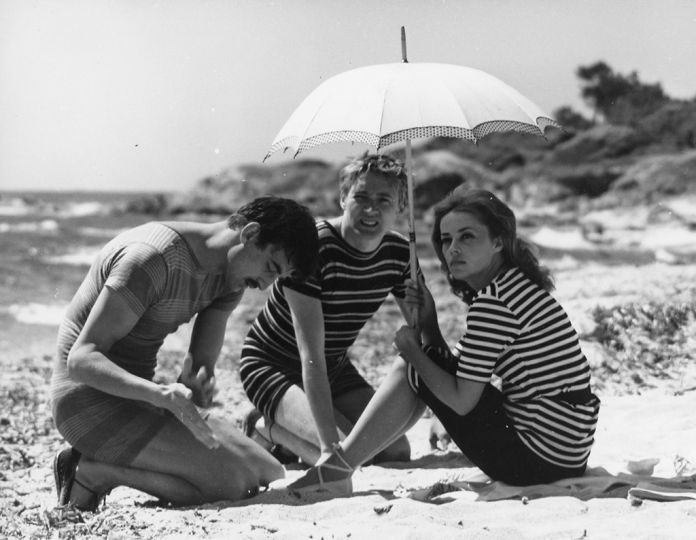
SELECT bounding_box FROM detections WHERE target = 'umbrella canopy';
[265,62,559,160]
[265,57,560,296]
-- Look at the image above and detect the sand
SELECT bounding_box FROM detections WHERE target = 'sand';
[3,211,696,539]
[11,393,696,539]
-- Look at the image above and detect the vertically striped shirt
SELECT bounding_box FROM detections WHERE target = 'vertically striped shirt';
[243,220,413,367]
[51,223,243,402]
[412,267,599,469]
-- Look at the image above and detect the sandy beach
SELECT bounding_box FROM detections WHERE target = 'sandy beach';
[4,389,696,539]
[2,194,696,539]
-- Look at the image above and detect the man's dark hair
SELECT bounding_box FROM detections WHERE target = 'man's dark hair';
[228,196,318,280]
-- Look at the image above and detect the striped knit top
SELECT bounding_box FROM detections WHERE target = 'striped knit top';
[413,267,599,469]
[243,220,414,366]
[51,223,243,401]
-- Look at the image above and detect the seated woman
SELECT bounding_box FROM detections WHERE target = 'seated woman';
[289,188,600,494]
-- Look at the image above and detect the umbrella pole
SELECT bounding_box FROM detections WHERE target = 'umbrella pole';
[402,28,419,328]
[405,138,420,330]
[405,138,417,284]
[401,27,417,282]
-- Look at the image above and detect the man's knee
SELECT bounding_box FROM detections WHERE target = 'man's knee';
[200,450,283,501]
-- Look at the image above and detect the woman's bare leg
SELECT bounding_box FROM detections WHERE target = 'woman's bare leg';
[354,400,425,463]
[336,358,423,467]
[260,380,413,465]
[288,358,425,490]
[259,387,357,465]
[334,387,412,463]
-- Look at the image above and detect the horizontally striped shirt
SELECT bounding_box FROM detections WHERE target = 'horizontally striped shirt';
[243,220,413,367]
[51,223,243,401]
[411,267,599,469]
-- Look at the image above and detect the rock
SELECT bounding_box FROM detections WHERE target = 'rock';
[606,150,696,205]
[548,125,649,165]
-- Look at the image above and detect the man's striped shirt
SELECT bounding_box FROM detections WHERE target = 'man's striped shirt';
[243,220,413,367]
[52,223,243,400]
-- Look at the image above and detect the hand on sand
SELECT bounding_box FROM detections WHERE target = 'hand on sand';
[429,417,452,451]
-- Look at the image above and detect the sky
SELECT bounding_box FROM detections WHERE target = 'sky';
[1,0,695,193]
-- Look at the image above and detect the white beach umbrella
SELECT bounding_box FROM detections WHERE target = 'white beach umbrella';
[266,28,560,282]
[266,63,558,158]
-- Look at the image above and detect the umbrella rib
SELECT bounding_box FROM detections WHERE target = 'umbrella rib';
[377,81,391,150]
[292,89,337,157]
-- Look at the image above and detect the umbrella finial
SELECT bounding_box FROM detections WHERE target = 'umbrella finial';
[401,26,408,63]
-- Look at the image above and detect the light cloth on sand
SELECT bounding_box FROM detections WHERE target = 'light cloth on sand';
[400,466,696,503]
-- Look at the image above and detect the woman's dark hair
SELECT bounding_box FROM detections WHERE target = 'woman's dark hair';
[228,196,319,280]
[431,187,554,303]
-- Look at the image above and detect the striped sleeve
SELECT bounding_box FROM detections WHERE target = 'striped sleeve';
[244,221,415,365]
[454,293,520,383]
[103,243,167,317]
[278,271,321,299]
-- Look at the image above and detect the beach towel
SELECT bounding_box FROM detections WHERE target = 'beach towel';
[398,465,696,503]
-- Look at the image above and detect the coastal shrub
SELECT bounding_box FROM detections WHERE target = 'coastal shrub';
[590,301,696,390]
[577,61,669,124]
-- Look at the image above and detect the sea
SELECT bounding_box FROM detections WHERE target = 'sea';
[0,190,162,354]
[0,188,645,330]
[6,187,691,358]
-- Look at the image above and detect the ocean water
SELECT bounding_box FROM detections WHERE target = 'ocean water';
[0,190,157,328]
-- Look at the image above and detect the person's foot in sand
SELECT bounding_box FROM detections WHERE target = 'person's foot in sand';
[288,445,354,496]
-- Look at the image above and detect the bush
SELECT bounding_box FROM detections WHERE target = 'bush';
[589,302,696,391]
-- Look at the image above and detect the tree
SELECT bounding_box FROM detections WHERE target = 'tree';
[552,105,594,132]
[577,61,667,124]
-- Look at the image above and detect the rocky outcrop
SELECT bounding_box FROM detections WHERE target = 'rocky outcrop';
[600,150,696,206]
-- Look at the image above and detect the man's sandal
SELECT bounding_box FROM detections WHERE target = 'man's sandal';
[53,447,107,512]
[288,444,354,496]
[53,447,81,506]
